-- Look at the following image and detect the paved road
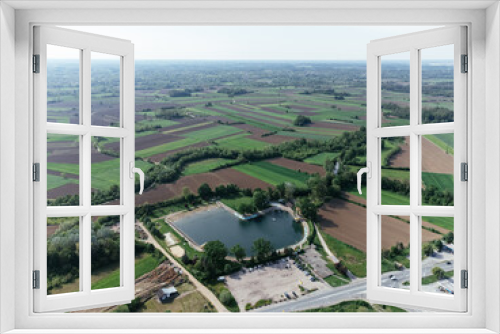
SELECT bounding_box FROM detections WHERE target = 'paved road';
[254,261,454,312]
[137,222,229,313]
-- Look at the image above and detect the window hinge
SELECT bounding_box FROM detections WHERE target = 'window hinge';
[33,270,40,289]
[461,270,468,289]
[461,54,468,73]
[33,163,40,182]
[33,54,40,73]
[461,162,468,181]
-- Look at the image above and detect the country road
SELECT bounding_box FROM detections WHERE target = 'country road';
[137,221,229,313]
[255,260,454,312]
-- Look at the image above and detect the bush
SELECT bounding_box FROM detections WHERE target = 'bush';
[219,290,236,306]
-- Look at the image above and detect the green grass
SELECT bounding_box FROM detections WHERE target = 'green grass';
[162,121,213,134]
[91,253,162,290]
[136,125,242,158]
[220,195,254,211]
[304,152,340,166]
[422,172,454,192]
[137,119,178,128]
[303,300,377,313]
[47,134,79,142]
[180,124,242,140]
[424,134,454,155]
[47,173,78,190]
[233,161,310,187]
[421,270,454,285]
[216,134,269,151]
[350,186,409,206]
[381,168,410,181]
[183,158,238,175]
[423,216,454,231]
[319,230,366,278]
[324,275,349,287]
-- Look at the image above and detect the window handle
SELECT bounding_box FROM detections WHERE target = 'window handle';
[357,162,371,195]
[130,162,145,195]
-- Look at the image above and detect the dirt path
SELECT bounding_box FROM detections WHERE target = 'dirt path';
[137,222,229,313]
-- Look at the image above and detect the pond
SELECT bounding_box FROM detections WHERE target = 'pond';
[171,207,304,256]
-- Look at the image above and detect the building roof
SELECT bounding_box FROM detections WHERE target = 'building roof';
[160,286,178,295]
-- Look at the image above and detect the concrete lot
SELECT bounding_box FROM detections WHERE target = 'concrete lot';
[225,259,328,311]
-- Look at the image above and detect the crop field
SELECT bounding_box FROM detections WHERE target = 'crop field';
[304,152,340,166]
[318,198,442,253]
[233,161,310,187]
[46,59,455,313]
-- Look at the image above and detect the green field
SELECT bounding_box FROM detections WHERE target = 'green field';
[319,230,366,278]
[423,216,454,231]
[425,134,454,155]
[233,161,310,187]
[136,125,242,158]
[91,253,162,290]
[215,134,270,150]
[183,158,237,175]
[351,186,409,206]
[304,300,406,313]
[220,196,254,212]
[422,172,454,192]
[304,152,340,166]
[381,168,410,181]
[47,173,78,190]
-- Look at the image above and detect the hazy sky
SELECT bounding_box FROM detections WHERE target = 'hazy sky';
[54,26,450,60]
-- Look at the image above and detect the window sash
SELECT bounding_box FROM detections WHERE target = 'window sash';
[33,26,135,313]
[366,26,467,312]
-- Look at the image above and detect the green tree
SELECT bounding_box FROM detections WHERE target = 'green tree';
[443,232,454,244]
[276,183,286,199]
[219,290,236,306]
[253,190,268,210]
[297,197,318,222]
[182,186,194,202]
[293,115,312,126]
[252,238,274,262]
[432,267,445,280]
[422,243,434,257]
[434,239,443,252]
[198,183,213,201]
[201,240,228,278]
[230,244,246,262]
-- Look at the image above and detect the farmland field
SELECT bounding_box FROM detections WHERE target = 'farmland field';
[233,161,310,187]
[46,57,455,313]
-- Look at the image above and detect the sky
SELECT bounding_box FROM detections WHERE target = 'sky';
[52,26,451,60]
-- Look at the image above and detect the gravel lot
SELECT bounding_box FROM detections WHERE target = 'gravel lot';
[225,259,327,311]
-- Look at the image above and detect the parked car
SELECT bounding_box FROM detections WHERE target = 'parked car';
[390,274,397,281]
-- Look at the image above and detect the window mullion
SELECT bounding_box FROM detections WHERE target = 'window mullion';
[409,47,420,294]
[81,48,92,294]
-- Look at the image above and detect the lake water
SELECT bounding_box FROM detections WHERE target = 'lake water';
[172,207,304,256]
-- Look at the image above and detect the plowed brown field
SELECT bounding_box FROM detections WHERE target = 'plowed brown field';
[389,137,453,174]
[267,157,325,176]
[318,198,441,252]
[134,169,272,206]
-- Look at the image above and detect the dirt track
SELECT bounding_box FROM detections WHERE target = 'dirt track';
[318,198,441,252]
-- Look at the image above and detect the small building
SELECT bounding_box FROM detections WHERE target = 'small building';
[157,286,179,303]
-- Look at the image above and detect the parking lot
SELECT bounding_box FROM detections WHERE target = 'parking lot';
[225,258,328,311]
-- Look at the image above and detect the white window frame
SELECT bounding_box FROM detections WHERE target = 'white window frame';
[33,26,136,312]
[1,2,498,333]
[365,26,467,312]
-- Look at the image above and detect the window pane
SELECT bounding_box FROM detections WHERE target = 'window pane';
[47,134,80,206]
[91,136,120,205]
[422,134,454,206]
[381,52,410,127]
[92,216,121,290]
[421,217,454,295]
[421,45,454,124]
[91,52,121,127]
[47,216,80,295]
[381,215,410,289]
[381,136,410,205]
[47,45,80,124]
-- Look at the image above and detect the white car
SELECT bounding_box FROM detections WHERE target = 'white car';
[390,275,398,281]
